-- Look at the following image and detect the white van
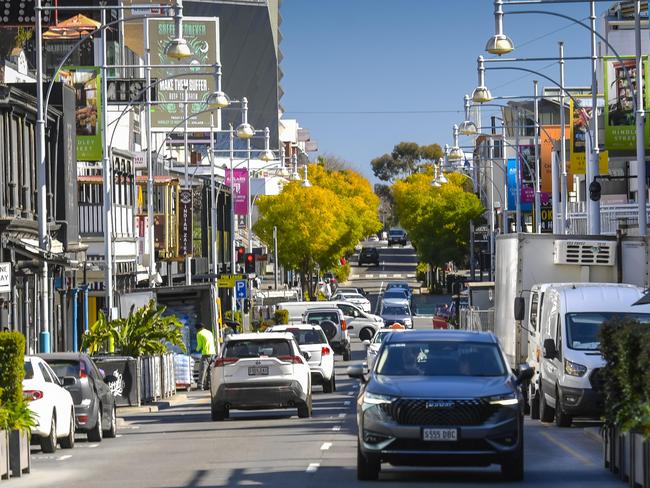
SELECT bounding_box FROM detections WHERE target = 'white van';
[276,301,382,341]
[535,283,650,427]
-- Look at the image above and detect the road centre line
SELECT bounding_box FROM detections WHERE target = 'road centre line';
[306,463,320,473]
[320,442,332,450]
[539,431,594,466]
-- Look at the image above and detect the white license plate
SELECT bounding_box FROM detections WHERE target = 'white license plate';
[248,366,269,376]
[422,428,458,442]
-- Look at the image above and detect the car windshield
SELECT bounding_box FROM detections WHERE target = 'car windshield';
[375,341,507,377]
[224,339,292,358]
[372,331,393,344]
[566,312,650,350]
[47,360,81,378]
[382,306,410,315]
[24,361,34,380]
[282,328,327,345]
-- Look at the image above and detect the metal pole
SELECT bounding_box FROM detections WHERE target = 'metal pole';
[101,7,115,319]
[210,112,218,274]
[184,86,191,285]
[635,0,647,236]
[559,42,568,235]
[35,0,50,352]
[589,0,601,234]
[229,126,236,315]
[144,18,157,286]
[552,147,561,234]
[534,80,542,233]
[515,110,522,232]
[488,135,495,281]
[502,122,509,234]
[247,137,252,252]
[273,226,278,290]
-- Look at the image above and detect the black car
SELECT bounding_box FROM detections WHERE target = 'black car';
[347,330,532,481]
[358,247,380,267]
[41,353,117,442]
[387,229,407,247]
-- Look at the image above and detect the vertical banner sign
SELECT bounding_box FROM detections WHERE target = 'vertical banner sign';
[540,125,574,193]
[569,96,609,174]
[507,157,533,213]
[518,145,536,207]
[58,67,102,161]
[178,189,193,256]
[148,17,220,131]
[604,56,650,150]
[225,169,249,215]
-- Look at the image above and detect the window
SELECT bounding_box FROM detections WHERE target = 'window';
[47,360,80,379]
[555,315,562,360]
[283,328,327,345]
[565,312,650,351]
[529,292,539,331]
[224,339,293,358]
[24,361,34,380]
[39,363,53,383]
[306,311,339,324]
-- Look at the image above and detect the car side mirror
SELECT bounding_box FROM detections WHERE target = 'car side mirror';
[302,351,312,361]
[362,340,371,348]
[543,338,557,359]
[516,363,534,383]
[347,325,354,330]
[514,297,525,321]
[346,365,366,382]
[61,376,77,387]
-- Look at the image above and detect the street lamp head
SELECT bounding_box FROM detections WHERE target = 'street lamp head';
[166,37,192,60]
[236,122,255,139]
[301,164,311,187]
[458,120,478,136]
[437,172,449,184]
[485,34,515,56]
[448,146,464,162]
[472,85,492,104]
[260,149,275,162]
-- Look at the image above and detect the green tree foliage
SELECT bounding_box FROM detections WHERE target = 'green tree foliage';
[371,142,443,182]
[0,331,34,431]
[392,172,483,269]
[82,300,186,357]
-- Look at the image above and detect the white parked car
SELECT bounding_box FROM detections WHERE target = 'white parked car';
[331,291,371,313]
[210,332,312,420]
[363,328,407,372]
[268,324,336,393]
[24,356,76,453]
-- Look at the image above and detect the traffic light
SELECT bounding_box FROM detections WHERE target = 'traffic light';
[243,298,251,313]
[244,253,256,274]
[589,180,602,202]
[236,246,246,263]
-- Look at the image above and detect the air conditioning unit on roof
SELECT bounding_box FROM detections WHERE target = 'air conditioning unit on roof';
[553,240,616,266]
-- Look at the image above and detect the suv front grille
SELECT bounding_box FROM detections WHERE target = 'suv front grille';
[380,398,496,426]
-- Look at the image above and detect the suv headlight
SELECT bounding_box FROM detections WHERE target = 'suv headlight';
[564,358,587,377]
[488,393,519,406]
[362,391,395,407]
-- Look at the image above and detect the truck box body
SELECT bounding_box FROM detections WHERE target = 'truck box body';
[494,233,649,367]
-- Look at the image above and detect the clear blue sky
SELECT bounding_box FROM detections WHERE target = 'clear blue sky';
[280,0,611,181]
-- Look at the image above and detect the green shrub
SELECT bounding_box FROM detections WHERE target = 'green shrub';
[332,263,351,284]
[274,309,289,325]
[0,331,26,406]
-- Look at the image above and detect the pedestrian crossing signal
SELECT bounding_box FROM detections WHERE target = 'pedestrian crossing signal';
[237,246,246,263]
[244,253,256,274]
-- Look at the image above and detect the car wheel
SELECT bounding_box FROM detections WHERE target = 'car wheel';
[104,405,117,438]
[297,393,312,418]
[211,399,228,421]
[358,327,373,342]
[87,408,103,442]
[342,347,352,362]
[554,388,572,427]
[323,374,335,394]
[40,413,57,453]
[529,386,540,420]
[60,410,75,449]
[539,383,555,423]
[357,440,380,480]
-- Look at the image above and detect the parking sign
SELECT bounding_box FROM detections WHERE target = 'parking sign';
[235,280,247,299]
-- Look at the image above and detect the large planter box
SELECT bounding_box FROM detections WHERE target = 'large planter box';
[0,430,9,480]
[8,430,29,477]
[604,425,650,488]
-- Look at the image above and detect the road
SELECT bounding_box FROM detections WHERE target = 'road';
[7,242,624,487]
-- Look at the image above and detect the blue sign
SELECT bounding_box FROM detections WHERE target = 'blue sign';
[507,158,533,212]
[235,280,247,299]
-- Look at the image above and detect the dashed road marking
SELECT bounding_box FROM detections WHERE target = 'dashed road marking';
[58,455,72,461]
[306,463,320,473]
[320,442,332,450]
[332,425,341,432]
[88,444,99,448]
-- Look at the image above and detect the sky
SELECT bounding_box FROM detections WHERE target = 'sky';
[279,0,612,182]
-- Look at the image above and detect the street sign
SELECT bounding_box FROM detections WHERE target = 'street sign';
[106,79,156,105]
[0,262,11,293]
[217,274,243,288]
[235,280,247,299]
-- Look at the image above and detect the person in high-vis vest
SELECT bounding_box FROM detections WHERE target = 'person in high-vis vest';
[196,323,216,390]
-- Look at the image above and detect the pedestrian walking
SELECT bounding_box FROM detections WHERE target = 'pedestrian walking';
[196,323,216,390]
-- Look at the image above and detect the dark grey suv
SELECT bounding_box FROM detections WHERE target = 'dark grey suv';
[347,330,532,481]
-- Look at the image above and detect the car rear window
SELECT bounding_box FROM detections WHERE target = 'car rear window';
[47,360,81,379]
[306,311,339,324]
[384,290,408,299]
[283,328,328,345]
[389,230,404,236]
[382,305,410,315]
[224,339,292,358]
[24,361,34,380]
[376,341,507,377]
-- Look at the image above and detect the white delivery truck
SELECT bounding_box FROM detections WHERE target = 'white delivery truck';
[532,283,650,427]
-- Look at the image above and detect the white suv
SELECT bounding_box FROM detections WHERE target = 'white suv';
[210,332,312,420]
[268,324,336,393]
[303,308,352,361]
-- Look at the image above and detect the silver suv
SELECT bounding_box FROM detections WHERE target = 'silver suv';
[303,308,351,361]
[348,330,532,481]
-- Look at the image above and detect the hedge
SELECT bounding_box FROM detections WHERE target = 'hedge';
[273,309,289,325]
[600,319,650,437]
[0,331,26,406]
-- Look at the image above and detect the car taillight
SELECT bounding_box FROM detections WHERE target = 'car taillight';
[278,355,304,364]
[79,361,87,379]
[214,357,238,367]
[321,346,331,355]
[341,319,347,331]
[24,390,43,401]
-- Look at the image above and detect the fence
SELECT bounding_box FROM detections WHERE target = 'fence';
[567,203,650,235]
[460,307,495,334]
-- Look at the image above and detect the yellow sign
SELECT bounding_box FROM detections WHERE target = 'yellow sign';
[217,274,243,288]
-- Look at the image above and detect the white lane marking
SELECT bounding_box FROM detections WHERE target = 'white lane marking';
[116,434,123,438]
[332,425,341,432]
[320,442,333,450]
[394,274,402,278]
[338,413,346,419]
[379,274,387,278]
[366,274,374,279]
[57,455,72,461]
[88,444,99,448]
[306,463,320,473]
[344,401,351,406]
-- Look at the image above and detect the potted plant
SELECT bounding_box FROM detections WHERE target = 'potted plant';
[0,392,9,480]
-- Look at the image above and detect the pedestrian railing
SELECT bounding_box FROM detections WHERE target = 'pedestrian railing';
[566,203,650,235]
[460,307,495,334]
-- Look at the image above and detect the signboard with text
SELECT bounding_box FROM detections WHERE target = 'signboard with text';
[569,97,608,174]
[225,169,249,215]
[107,78,156,104]
[178,189,193,256]
[0,263,11,293]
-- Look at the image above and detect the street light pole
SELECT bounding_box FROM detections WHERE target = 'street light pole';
[144,18,157,287]
[533,80,542,233]
[635,0,647,236]
[588,0,601,235]
[210,112,218,276]
[183,86,191,285]
[273,226,278,290]
[514,110,522,232]
[559,41,568,234]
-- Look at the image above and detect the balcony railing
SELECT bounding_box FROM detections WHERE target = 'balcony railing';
[566,202,650,235]
[79,203,135,238]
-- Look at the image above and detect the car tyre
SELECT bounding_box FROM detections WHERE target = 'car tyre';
[60,410,75,449]
[358,327,373,342]
[104,405,117,438]
[539,383,555,423]
[87,408,103,442]
[554,388,572,427]
[342,347,352,362]
[323,374,335,393]
[357,441,380,481]
[211,399,228,421]
[297,393,312,418]
[529,386,540,420]
[40,413,57,453]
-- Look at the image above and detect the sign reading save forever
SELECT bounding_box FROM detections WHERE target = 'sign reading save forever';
[0,263,11,293]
